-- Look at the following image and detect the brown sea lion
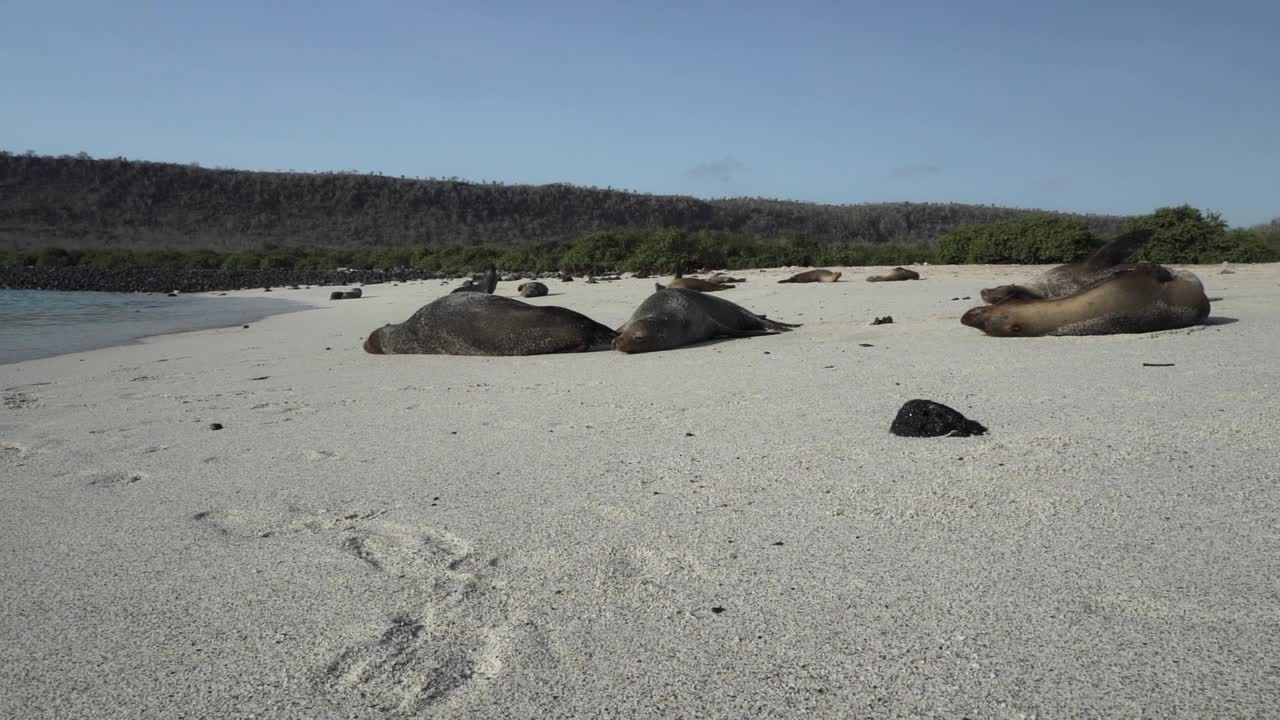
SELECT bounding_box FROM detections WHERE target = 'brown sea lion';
[450,265,498,294]
[518,281,549,297]
[866,267,920,282]
[960,263,1209,337]
[656,277,734,292]
[364,293,616,355]
[979,229,1153,303]
[778,269,841,284]
[613,288,801,354]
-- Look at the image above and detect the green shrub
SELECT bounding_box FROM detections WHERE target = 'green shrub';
[936,215,1093,264]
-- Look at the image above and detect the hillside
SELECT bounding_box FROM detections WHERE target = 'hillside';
[0,152,1129,250]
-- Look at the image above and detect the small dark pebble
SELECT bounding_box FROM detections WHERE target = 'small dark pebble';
[711,606,726,614]
[1142,362,1175,367]
[859,343,874,347]
[685,432,695,437]
[771,541,784,546]
[763,351,770,355]
[890,399,987,438]
[871,316,893,325]
[962,296,971,300]
[325,347,331,350]
[249,376,269,381]
[823,365,835,369]
[209,423,224,431]
[242,325,249,329]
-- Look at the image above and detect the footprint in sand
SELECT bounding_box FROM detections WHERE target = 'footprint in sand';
[192,506,526,712]
[85,470,149,487]
[1,442,28,464]
[3,392,37,410]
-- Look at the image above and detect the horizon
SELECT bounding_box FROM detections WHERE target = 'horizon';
[3,2,1277,226]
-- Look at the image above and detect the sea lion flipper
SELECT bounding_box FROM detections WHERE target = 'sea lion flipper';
[716,327,783,338]
[1082,229,1153,271]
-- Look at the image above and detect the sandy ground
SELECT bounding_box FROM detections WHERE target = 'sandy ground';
[2,264,1278,719]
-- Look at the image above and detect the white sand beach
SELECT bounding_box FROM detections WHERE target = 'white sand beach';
[2,264,1278,719]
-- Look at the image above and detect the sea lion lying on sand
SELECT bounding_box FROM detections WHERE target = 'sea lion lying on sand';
[866,267,920,282]
[657,277,734,292]
[961,263,1209,337]
[706,273,746,284]
[778,269,841,283]
[980,229,1153,303]
[450,265,499,294]
[364,293,616,355]
[613,288,800,354]
[518,281,549,298]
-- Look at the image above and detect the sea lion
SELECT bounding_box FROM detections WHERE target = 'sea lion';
[613,288,801,354]
[329,291,345,300]
[342,288,363,299]
[656,277,734,292]
[518,281,549,298]
[363,293,616,356]
[706,273,746,284]
[450,265,498,294]
[778,269,841,284]
[961,263,1210,337]
[866,267,920,282]
[979,229,1153,303]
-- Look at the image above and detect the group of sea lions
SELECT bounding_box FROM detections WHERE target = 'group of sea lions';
[363,230,1214,356]
[363,285,799,356]
[960,230,1212,336]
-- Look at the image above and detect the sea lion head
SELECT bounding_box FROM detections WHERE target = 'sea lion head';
[960,304,1030,337]
[612,318,666,354]
[363,324,394,354]
[980,285,1017,304]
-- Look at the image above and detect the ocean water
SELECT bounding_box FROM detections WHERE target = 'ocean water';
[0,290,310,365]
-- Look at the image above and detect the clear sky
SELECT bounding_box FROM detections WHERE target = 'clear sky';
[2,1,1276,225]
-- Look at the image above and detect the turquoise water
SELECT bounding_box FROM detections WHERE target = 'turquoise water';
[0,290,309,365]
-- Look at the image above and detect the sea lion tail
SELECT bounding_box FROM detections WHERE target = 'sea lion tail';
[1083,229,1153,271]
[777,278,795,283]
[762,317,802,331]
[654,282,666,290]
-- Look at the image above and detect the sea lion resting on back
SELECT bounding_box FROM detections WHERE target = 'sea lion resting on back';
[980,229,1153,303]
[364,293,616,355]
[778,269,841,283]
[613,288,800,353]
[657,277,733,292]
[866,267,920,282]
[961,263,1209,337]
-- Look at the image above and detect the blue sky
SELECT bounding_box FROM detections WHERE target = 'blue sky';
[2,1,1276,225]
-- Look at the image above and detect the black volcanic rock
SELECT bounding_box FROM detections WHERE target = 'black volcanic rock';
[890,400,987,438]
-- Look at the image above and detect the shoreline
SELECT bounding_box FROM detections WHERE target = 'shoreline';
[0,288,321,366]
